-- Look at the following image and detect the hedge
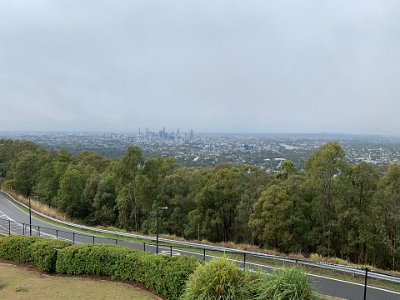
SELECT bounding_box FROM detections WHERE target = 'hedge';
[0,235,71,272]
[56,243,200,300]
[55,244,133,276]
[28,239,71,272]
[0,235,41,263]
[0,235,199,299]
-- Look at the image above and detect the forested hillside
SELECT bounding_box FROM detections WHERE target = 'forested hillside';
[0,139,399,271]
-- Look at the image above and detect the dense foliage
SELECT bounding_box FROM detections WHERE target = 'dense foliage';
[1,139,399,271]
[56,244,199,299]
[0,235,71,271]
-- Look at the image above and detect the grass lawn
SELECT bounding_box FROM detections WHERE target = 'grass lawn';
[0,263,160,300]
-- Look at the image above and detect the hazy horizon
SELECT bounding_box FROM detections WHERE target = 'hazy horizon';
[0,129,398,139]
[1,1,399,135]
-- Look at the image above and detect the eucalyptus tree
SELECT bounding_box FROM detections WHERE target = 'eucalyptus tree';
[374,164,400,270]
[304,142,347,256]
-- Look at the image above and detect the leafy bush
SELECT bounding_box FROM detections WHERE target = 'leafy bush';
[28,239,71,272]
[0,235,40,263]
[56,243,199,300]
[256,267,317,300]
[0,235,71,272]
[56,244,131,276]
[182,258,255,300]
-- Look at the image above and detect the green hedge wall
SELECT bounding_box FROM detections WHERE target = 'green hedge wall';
[28,239,71,272]
[0,235,41,263]
[0,235,71,272]
[0,235,200,299]
[56,243,200,300]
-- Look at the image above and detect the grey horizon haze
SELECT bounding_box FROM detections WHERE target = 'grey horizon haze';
[0,0,399,135]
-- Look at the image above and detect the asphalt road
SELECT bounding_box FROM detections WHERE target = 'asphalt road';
[0,193,399,300]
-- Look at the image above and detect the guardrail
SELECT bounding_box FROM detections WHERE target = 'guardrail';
[1,190,400,289]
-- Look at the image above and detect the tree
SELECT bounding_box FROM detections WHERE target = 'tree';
[374,164,400,270]
[115,147,144,230]
[34,150,72,205]
[7,150,46,196]
[305,142,347,256]
[55,166,87,218]
[249,184,292,250]
[192,165,246,242]
[249,174,311,253]
[135,156,175,232]
[162,167,199,237]
[335,162,378,263]
[93,173,117,226]
[81,171,101,223]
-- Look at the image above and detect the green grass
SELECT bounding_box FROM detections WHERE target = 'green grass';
[0,262,158,300]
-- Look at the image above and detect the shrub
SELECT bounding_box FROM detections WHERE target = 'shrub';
[182,258,255,300]
[56,244,131,276]
[0,235,40,263]
[28,239,71,272]
[256,267,317,300]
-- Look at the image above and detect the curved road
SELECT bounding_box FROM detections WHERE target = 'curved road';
[0,193,399,300]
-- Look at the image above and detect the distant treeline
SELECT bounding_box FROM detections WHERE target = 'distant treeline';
[0,139,399,271]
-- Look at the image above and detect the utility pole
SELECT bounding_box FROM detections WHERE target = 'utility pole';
[29,196,32,236]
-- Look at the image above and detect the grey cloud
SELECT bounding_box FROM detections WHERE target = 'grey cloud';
[0,0,399,134]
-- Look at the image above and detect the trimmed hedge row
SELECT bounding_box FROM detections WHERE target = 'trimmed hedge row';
[0,235,199,300]
[56,244,199,299]
[0,235,71,272]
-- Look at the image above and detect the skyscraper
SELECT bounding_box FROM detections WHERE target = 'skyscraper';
[190,129,194,141]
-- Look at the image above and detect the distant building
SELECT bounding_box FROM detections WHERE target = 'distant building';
[190,129,194,140]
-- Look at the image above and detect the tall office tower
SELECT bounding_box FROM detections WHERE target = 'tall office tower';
[190,129,194,140]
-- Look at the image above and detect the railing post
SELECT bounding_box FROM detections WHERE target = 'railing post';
[92,236,95,244]
[244,253,246,270]
[8,219,10,235]
[143,242,146,252]
[363,268,369,300]
[203,248,206,261]
[170,245,172,257]
[56,229,58,240]
[38,226,40,237]
[72,232,75,244]
[23,223,25,235]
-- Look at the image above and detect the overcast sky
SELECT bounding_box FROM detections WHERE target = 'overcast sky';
[0,0,399,135]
